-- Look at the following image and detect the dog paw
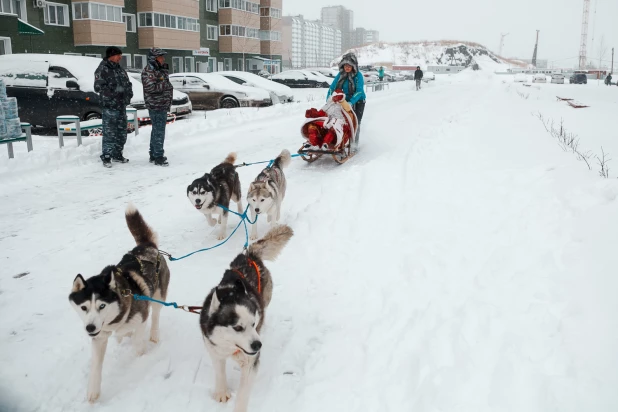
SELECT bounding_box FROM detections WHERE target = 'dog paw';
[87,390,100,403]
[213,390,232,403]
[217,233,227,240]
[149,330,159,344]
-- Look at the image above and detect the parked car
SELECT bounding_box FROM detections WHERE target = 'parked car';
[550,74,565,84]
[169,73,272,110]
[514,73,528,83]
[363,72,379,83]
[386,71,405,81]
[424,71,436,81]
[570,73,588,84]
[126,69,192,120]
[0,54,184,129]
[270,70,330,88]
[217,71,294,104]
[533,74,548,83]
[306,67,338,78]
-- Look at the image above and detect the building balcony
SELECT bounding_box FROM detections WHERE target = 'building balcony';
[136,0,199,19]
[219,36,260,54]
[260,40,281,56]
[218,9,259,28]
[138,27,200,50]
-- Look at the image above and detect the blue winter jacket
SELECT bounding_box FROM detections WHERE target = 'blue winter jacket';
[327,72,366,105]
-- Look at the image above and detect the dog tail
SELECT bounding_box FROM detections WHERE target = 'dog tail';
[247,224,294,261]
[273,149,292,169]
[125,203,158,247]
[224,152,237,165]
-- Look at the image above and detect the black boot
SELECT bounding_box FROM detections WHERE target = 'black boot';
[153,156,169,166]
[112,154,129,163]
[101,154,112,168]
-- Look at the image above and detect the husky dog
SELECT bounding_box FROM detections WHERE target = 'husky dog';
[247,149,291,241]
[187,152,244,240]
[68,204,170,403]
[200,224,294,412]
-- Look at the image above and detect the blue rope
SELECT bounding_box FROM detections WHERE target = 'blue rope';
[168,204,257,261]
[237,153,304,168]
[133,294,179,308]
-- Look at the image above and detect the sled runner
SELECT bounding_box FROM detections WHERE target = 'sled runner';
[297,90,359,165]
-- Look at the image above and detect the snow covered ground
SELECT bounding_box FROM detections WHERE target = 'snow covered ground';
[2,73,618,412]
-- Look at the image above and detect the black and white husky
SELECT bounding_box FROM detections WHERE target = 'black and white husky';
[187,152,244,240]
[247,149,291,241]
[200,224,294,412]
[68,204,171,403]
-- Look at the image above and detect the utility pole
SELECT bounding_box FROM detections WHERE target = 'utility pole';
[499,33,509,56]
[531,30,540,67]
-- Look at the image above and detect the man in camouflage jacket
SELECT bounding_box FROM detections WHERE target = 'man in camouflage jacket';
[141,47,173,166]
[94,46,133,167]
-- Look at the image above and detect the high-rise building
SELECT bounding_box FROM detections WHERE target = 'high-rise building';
[320,5,353,53]
[0,0,284,74]
[352,27,379,48]
[282,15,341,69]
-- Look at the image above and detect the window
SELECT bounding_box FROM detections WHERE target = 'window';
[137,12,198,32]
[85,53,101,58]
[218,0,258,13]
[63,53,81,56]
[206,0,217,12]
[185,57,194,72]
[0,37,12,55]
[172,57,183,73]
[134,54,146,69]
[207,25,217,41]
[224,58,232,71]
[208,57,216,73]
[44,2,69,26]
[259,7,280,18]
[120,54,131,69]
[259,30,281,41]
[73,3,122,23]
[123,14,136,32]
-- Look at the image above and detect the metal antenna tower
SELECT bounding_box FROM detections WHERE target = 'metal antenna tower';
[579,0,591,69]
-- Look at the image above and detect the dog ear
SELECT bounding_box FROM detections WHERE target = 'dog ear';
[72,274,86,292]
[103,268,117,289]
[209,289,221,314]
[234,278,246,295]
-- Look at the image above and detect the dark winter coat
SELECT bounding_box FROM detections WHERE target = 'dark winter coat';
[94,59,133,111]
[141,55,173,111]
[414,69,424,80]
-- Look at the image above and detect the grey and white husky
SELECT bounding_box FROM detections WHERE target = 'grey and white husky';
[68,204,170,403]
[200,224,294,412]
[247,149,291,240]
[187,152,244,240]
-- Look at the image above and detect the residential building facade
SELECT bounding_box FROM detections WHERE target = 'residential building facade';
[0,0,283,73]
[320,5,352,54]
[281,15,340,69]
[352,27,379,47]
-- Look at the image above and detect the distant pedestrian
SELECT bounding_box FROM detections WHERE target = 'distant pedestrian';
[378,66,385,82]
[605,73,612,86]
[142,48,173,167]
[94,46,133,168]
[414,66,424,91]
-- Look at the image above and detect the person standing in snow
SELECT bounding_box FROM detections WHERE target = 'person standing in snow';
[326,52,366,152]
[414,66,424,91]
[141,47,173,167]
[94,46,133,168]
[605,73,612,86]
[378,66,385,82]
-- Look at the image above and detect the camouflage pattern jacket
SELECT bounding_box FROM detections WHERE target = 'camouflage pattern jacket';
[141,56,173,111]
[94,59,133,111]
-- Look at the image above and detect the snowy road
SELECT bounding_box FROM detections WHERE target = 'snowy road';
[1,74,618,412]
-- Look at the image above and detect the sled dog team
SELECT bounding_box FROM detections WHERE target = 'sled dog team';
[69,150,293,412]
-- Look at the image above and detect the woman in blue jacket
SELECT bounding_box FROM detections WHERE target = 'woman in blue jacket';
[327,52,366,124]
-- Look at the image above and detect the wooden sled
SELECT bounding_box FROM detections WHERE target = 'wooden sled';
[567,100,589,108]
[556,96,574,101]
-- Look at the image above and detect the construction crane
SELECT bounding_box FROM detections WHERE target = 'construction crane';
[498,33,509,56]
[579,0,590,69]
[531,30,540,67]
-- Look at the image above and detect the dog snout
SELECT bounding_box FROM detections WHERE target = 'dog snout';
[254,208,260,213]
[86,324,96,333]
[250,340,262,352]
[195,199,201,204]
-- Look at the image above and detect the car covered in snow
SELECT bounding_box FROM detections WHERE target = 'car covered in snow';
[385,71,406,81]
[216,71,294,104]
[126,69,192,119]
[532,74,548,83]
[424,71,436,81]
[305,67,338,78]
[0,54,189,128]
[550,74,565,84]
[514,73,528,83]
[362,71,379,83]
[169,73,272,110]
[270,70,331,88]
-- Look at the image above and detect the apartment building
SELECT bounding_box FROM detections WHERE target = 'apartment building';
[281,15,340,69]
[320,5,352,54]
[0,0,283,73]
[352,27,378,47]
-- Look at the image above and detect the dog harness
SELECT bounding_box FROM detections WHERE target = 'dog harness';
[256,166,282,188]
[232,256,262,294]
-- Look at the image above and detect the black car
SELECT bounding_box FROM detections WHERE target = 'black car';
[569,73,588,84]
[270,70,330,88]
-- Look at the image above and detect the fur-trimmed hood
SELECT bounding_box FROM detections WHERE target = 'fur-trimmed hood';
[338,52,359,73]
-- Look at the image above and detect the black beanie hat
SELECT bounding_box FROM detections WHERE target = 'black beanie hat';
[105,46,122,59]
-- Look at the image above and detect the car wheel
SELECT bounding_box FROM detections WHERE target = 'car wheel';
[83,112,102,136]
[220,96,239,109]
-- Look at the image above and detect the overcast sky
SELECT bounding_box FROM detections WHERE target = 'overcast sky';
[286,0,618,68]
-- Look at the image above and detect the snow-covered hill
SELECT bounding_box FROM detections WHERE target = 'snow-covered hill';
[337,41,521,70]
